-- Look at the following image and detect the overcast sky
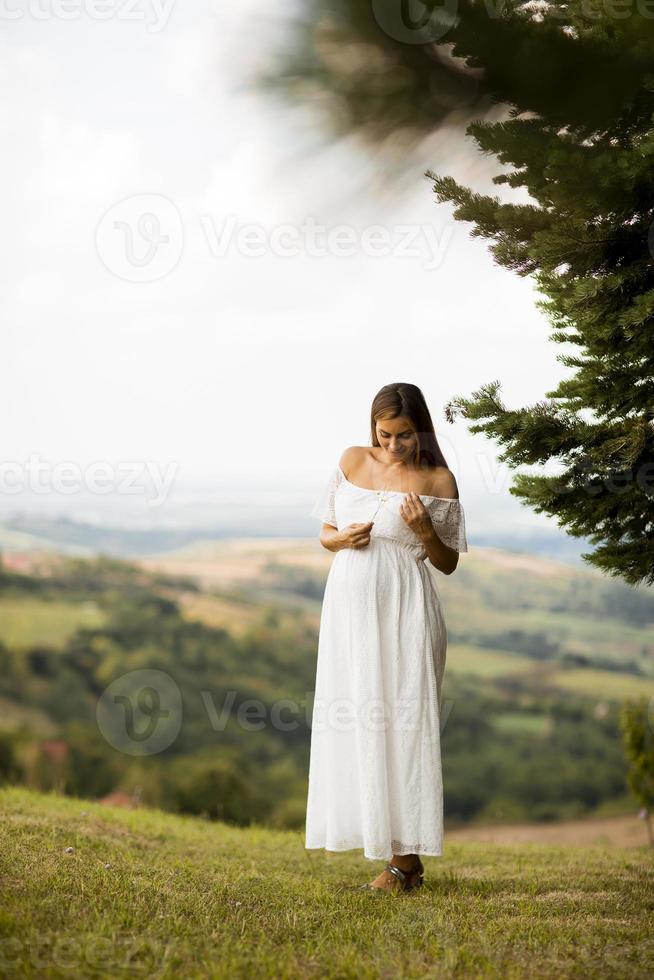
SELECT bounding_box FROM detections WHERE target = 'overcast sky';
[1,1,572,537]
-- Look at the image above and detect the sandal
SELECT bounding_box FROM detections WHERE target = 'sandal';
[358,857,424,893]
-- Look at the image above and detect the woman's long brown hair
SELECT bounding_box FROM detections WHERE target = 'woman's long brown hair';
[369,383,449,471]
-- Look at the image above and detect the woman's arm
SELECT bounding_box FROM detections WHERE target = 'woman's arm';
[319,523,346,552]
[319,522,374,553]
[399,490,460,575]
[420,527,459,575]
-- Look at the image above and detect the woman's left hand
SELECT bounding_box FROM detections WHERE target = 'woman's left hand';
[399,493,433,541]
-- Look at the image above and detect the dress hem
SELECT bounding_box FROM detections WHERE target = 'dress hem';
[305,842,444,861]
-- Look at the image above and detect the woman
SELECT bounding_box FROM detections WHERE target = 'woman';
[305,382,468,893]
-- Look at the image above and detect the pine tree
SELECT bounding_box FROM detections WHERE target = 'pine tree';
[269,2,654,586]
[426,3,654,587]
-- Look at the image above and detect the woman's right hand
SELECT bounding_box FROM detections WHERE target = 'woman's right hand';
[338,521,374,550]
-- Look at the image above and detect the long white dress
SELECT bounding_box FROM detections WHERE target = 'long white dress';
[304,463,468,862]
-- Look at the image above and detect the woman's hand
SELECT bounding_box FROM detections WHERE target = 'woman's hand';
[339,521,374,549]
[399,493,433,541]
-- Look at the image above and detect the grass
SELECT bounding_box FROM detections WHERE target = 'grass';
[0,598,106,650]
[549,667,654,700]
[0,696,56,736]
[177,590,261,636]
[445,644,537,679]
[492,712,553,736]
[444,599,653,665]
[446,644,654,700]
[0,787,652,978]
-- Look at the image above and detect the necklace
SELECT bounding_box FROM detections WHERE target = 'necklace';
[370,486,392,522]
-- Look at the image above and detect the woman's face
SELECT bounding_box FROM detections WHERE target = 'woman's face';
[375,416,418,462]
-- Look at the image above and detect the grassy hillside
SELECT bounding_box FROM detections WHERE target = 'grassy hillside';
[1,788,652,979]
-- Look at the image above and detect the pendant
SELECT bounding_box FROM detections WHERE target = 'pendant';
[371,488,390,521]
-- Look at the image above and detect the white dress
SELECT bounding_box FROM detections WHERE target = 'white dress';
[304,463,468,862]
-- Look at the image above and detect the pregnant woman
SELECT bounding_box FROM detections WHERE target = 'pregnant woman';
[305,382,468,893]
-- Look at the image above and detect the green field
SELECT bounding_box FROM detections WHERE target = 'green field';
[549,667,654,700]
[0,788,652,979]
[492,712,553,736]
[446,644,537,679]
[445,644,654,700]
[0,597,106,650]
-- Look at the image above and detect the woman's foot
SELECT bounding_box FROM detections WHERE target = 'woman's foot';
[361,854,424,893]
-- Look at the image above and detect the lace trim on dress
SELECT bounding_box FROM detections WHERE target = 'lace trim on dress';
[305,837,443,861]
[426,497,468,553]
[308,462,469,552]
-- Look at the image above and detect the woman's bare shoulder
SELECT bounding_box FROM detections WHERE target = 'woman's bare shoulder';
[338,445,366,477]
[426,467,459,500]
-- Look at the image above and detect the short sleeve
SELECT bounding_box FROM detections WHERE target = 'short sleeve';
[309,464,343,528]
[427,498,468,553]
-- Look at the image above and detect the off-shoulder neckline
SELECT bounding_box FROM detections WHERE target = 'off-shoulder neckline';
[336,464,461,503]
